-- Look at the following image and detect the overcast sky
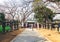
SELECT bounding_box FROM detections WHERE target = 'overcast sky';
[0,0,4,4]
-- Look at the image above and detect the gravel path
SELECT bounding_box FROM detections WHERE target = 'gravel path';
[11,28,51,42]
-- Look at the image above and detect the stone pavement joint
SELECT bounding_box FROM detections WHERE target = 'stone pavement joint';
[10,28,51,42]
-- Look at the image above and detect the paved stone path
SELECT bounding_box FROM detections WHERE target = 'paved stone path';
[11,28,51,42]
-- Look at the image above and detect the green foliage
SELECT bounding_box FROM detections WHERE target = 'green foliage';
[0,25,11,32]
[33,0,43,9]
[5,26,11,31]
[34,6,54,23]
[0,25,3,32]
[0,13,5,21]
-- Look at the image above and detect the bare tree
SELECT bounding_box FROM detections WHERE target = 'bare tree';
[0,0,34,28]
[19,0,33,27]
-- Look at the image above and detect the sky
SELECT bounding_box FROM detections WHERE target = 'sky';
[0,0,60,20]
[0,0,4,5]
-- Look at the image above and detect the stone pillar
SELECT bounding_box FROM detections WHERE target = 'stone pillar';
[26,23,27,28]
[22,22,24,28]
[37,22,39,29]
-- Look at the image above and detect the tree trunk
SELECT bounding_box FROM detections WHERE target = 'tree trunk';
[17,23,19,30]
[57,24,59,32]
[21,22,24,28]
[43,24,44,28]
[45,19,46,29]
[57,27,59,32]
[51,23,53,30]
[2,21,5,33]
[47,23,49,29]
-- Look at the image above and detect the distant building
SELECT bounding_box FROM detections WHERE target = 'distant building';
[22,19,41,28]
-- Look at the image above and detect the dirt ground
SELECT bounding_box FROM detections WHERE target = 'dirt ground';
[0,28,25,42]
[37,28,60,42]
